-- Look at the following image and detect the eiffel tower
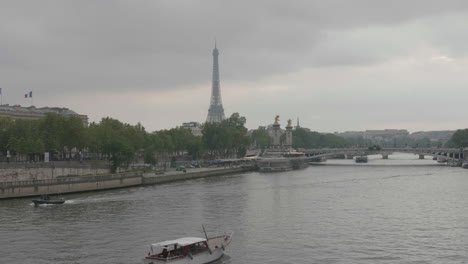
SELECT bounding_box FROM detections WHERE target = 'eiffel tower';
[206,42,225,123]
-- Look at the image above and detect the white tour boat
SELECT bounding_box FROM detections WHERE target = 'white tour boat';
[143,232,233,264]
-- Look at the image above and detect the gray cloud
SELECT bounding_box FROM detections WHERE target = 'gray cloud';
[1,1,468,131]
[2,0,468,96]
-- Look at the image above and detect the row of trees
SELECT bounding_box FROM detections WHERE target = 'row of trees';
[0,114,86,158]
[292,128,347,149]
[0,113,251,172]
[342,135,437,148]
[3,112,466,171]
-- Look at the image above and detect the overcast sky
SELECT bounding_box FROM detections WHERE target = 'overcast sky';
[1,1,468,132]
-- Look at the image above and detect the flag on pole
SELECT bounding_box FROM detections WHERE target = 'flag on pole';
[29,91,33,97]
[25,93,28,98]
[0,88,2,95]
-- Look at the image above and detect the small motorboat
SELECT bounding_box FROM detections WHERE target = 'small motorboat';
[355,156,368,163]
[32,194,65,206]
[462,162,468,169]
[143,229,232,264]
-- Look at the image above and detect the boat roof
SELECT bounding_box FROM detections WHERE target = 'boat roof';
[151,237,206,247]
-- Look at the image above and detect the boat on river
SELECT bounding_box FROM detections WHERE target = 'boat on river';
[355,156,368,163]
[143,232,233,264]
[258,151,308,172]
[32,194,65,206]
[462,162,468,169]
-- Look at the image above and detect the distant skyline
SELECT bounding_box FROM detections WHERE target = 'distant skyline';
[1,1,468,132]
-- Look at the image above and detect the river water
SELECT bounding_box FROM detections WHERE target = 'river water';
[1,153,468,264]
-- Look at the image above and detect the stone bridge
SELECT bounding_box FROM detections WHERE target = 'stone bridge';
[302,147,468,162]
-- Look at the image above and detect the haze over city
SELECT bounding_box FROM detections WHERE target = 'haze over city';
[1,1,468,132]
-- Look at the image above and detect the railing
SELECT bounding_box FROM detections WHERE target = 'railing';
[0,161,109,170]
[303,147,465,160]
[0,172,141,189]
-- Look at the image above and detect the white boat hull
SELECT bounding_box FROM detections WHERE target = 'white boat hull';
[143,249,224,264]
[143,234,232,264]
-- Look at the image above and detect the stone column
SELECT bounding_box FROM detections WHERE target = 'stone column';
[272,118,281,149]
[285,123,293,150]
[464,148,468,161]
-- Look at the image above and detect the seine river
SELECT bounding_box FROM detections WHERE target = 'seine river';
[1,153,468,264]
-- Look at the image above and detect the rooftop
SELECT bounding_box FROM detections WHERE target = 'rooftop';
[150,237,206,247]
[0,104,82,116]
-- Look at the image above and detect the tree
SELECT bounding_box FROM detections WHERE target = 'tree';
[87,118,137,172]
[39,113,65,152]
[0,118,14,154]
[62,116,87,158]
[293,128,347,149]
[202,113,250,158]
[446,129,468,148]
[250,129,271,150]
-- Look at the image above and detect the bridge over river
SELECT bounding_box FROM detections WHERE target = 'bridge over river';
[302,147,468,163]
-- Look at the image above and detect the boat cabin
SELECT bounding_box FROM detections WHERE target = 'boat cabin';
[39,194,50,200]
[146,237,209,261]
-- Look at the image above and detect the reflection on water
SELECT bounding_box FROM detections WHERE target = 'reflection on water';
[1,153,468,263]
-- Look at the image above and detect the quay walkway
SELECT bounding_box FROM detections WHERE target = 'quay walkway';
[0,166,252,199]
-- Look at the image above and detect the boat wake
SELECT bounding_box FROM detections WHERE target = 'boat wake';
[30,202,61,207]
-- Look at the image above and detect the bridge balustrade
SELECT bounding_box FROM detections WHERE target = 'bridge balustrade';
[303,147,464,161]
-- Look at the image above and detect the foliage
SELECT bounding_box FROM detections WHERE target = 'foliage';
[250,129,271,149]
[343,135,437,148]
[88,118,142,172]
[446,129,468,148]
[6,119,44,155]
[0,112,252,166]
[202,113,250,158]
[292,128,347,148]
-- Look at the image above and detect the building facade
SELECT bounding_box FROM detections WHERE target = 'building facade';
[181,122,202,136]
[0,105,88,126]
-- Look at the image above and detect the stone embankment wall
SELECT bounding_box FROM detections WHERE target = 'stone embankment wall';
[0,162,110,182]
[0,167,253,199]
[142,167,247,185]
[0,172,142,199]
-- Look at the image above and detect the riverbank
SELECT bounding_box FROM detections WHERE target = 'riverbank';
[0,167,252,199]
[0,161,110,182]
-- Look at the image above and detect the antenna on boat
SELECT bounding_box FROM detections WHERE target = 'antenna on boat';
[202,224,209,240]
[202,225,213,254]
